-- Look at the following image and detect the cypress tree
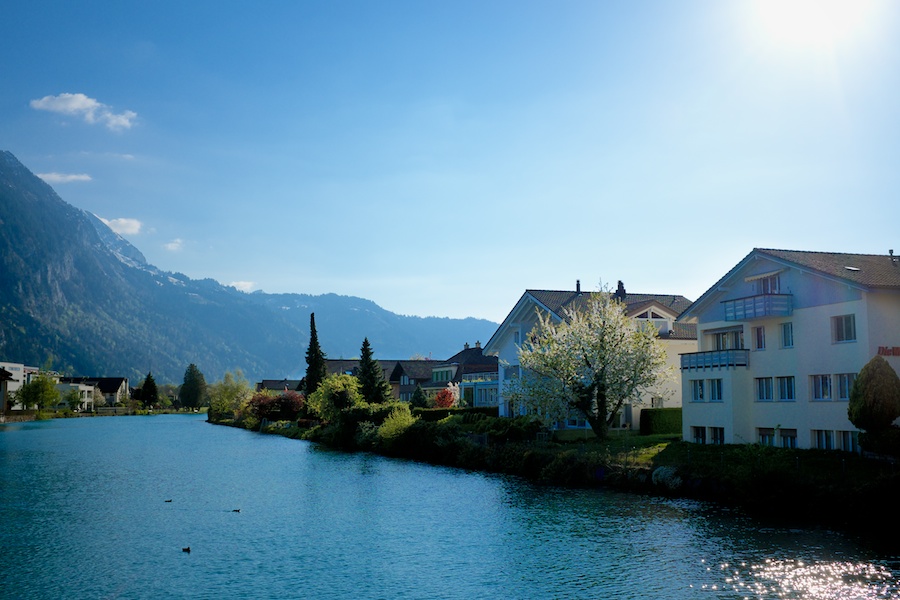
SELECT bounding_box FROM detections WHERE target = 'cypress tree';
[142,372,159,408]
[358,337,391,404]
[410,383,428,408]
[179,363,208,409]
[305,313,327,395]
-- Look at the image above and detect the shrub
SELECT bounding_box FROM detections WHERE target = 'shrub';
[307,374,363,422]
[433,389,455,408]
[640,408,682,435]
[377,405,419,450]
[848,355,900,432]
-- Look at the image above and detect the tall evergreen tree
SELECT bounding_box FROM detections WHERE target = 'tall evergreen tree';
[305,313,327,396]
[179,363,208,409]
[358,337,392,404]
[141,371,159,408]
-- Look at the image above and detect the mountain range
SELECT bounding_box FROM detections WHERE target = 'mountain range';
[0,150,498,384]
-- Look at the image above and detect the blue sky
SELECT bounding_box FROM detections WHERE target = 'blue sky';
[2,1,898,323]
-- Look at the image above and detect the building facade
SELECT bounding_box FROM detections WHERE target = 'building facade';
[678,248,900,450]
[483,281,697,430]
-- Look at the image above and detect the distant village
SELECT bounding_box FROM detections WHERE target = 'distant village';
[3,247,899,453]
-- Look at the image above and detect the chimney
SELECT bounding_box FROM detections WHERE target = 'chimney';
[464,342,470,350]
[475,341,481,349]
[576,280,581,294]
[615,280,626,300]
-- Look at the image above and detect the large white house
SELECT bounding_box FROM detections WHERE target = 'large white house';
[677,248,900,451]
[483,281,697,430]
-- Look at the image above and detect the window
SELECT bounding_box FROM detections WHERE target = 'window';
[691,380,704,402]
[713,329,744,350]
[837,373,856,401]
[757,274,780,294]
[753,326,766,350]
[692,426,706,444]
[756,377,774,401]
[400,375,410,386]
[832,315,856,343]
[811,375,832,401]
[758,428,775,446]
[777,376,795,401]
[779,429,797,449]
[839,430,859,452]
[651,396,664,408]
[710,427,725,445]
[514,330,520,345]
[813,429,834,450]
[708,379,723,402]
[781,322,794,348]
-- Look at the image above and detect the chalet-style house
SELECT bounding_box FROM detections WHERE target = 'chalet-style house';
[256,379,304,394]
[58,377,130,407]
[420,342,499,407]
[483,281,697,430]
[677,248,900,451]
[388,361,436,402]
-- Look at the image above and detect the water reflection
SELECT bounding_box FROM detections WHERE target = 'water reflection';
[1,415,897,599]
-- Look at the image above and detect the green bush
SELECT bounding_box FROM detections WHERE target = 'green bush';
[848,355,900,432]
[859,428,900,457]
[640,408,682,435]
[377,405,419,450]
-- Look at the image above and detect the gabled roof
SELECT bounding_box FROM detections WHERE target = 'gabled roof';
[484,284,695,352]
[758,248,900,289]
[256,379,303,393]
[388,360,434,383]
[0,367,12,382]
[678,248,900,322]
[58,376,128,394]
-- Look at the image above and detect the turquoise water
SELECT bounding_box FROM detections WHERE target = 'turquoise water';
[1,414,897,599]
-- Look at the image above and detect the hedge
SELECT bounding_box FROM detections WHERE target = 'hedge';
[639,407,682,436]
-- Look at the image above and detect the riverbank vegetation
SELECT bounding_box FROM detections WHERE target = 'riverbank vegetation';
[206,370,900,541]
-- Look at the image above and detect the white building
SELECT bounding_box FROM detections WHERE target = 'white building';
[678,248,900,451]
[483,281,697,430]
[0,361,39,410]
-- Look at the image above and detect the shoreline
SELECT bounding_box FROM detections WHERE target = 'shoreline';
[208,414,900,548]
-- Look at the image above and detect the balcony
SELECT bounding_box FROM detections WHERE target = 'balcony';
[681,349,750,370]
[722,294,792,321]
[461,372,499,382]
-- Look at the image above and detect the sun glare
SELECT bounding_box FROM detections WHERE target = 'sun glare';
[750,0,879,53]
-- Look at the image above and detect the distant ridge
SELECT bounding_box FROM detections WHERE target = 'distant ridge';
[0,150,497,382]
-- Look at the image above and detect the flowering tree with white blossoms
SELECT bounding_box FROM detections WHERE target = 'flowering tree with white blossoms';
[506,287,671,440]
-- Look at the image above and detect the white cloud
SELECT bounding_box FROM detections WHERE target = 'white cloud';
[37,172,92,183]
[229,281,256,292]
[99,217,142,235]
[164,238,184,251]
[30,92,138,131]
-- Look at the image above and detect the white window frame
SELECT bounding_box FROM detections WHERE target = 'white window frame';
[832,314,856,343]
[753,326,766,351]
[708,379,723,402]
[691,379,704,402]
[779,428,797,449]
[811,375,832,401]
[756,377,774,402]
[836,373,856,401]
[781,322,793,348]
[777,376,795,401]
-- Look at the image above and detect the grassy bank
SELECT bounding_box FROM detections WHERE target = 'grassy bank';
[212,408,900,543]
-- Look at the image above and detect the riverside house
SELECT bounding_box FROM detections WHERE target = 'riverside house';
[677,248,900,450]
[483,281,697,431]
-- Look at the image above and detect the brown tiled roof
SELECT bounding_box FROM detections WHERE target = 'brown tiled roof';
[758,248,900,289]
[256,379,303,392]
[388,360,434,383]
[526,289,693,320]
